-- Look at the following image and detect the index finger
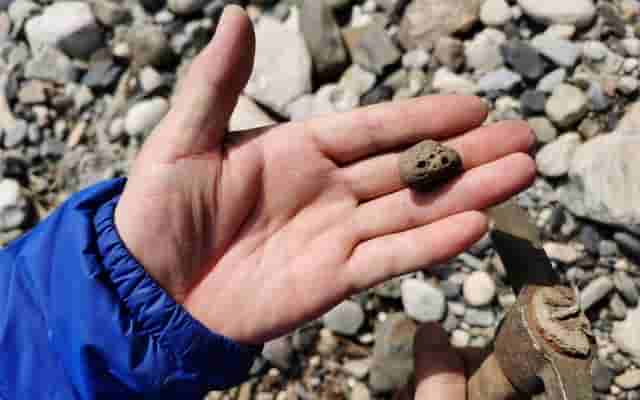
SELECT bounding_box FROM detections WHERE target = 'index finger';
[305,95,488,165]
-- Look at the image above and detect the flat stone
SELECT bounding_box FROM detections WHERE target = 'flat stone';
[17,80,47,104]
[24,46,77,84]
[520,89,546,116]
[432,68,477,94]
[399,140,462,192]
[614,232,640,264]
[401,279,446,322]
[245,16,311,115]
[343,22,401,75]
[528,117,558,143]
[463,308,495,327]
[323,300,365,336]
[300,0,348,81]
[25,2,103,58]
[531,35,581,67]
[451,329,470,347]
[463,271,496,307]
[537,68,566,93]
[543,242,580,264]
[480,0,511,26]
[229,96,275,132]
[545,84,588,128]
[614,271,639,306]
[517,0,596,28]
[369,313,416,392]
[82,60,123,90]
[125,97,169,136]
[535,133,581,177]
[501,40,546,80]
[580,276,615,311]
[477,67,522,92]
[615,369,640,390]
[559,132,640,227]
[398,0,482,50]
[167,0,208,15]
[262,336,295,371]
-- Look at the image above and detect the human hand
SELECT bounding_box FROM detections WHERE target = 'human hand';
[115,6,536,345]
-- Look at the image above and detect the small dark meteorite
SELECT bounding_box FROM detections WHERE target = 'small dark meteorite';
[399,140,463,191]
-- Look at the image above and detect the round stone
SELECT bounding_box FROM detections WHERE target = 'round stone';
[401,278,446,322]
[125,97,169,136]
[322,300,365,336]
[399,140,463,192]
[463,271,496,307]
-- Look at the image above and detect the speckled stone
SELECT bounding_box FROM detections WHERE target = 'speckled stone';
[399,140,463,191]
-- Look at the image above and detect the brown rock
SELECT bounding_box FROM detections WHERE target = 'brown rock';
[399,0,482,50]
[399,140,463,191]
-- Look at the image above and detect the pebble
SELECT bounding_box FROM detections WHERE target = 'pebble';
[528,117,558,143]
[480,0,511,26]
[517,0,596,28]
[464,28,506,73]
[24,46,77,84]
[610,294,628,320]
[579,225,601,255]
[167,0,208,15]
[535,132,581,177]
[124,97,169,136]
[618,77,639,95]
[477,67,522,92]
[125,24,174,68]
[0,179,27,232]
[434,36,465,70]
[399,140,463,192]
[369,313,416,392]
[343,22,401,75]
[592,360,615,393]
[25,2,103,59]
[614,271,639,307]
[622,38,640,57]
[3,119,27,148]
[361,85,394,106]
[543,242,580,264]
[537,68,566,93]
[432,68,477,94]
[262,337,295,371]
[451,329,470,347]
[139,67,165,94]
[581,276,615,311]
[615,370,640,390]
[402,49,430,70]
[400,278,446,322]
[530,35,580,67]
[614,232,640,264]
[545,84,588,128]
[599,240,619,258]
[463,271,496,307]
[501,41,546,80]
[343,358,371,379]
[323,300,365,336]
[464,308,495,327]
[520,90,546,116]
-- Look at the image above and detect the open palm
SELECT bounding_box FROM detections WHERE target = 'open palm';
[115,6,536,345]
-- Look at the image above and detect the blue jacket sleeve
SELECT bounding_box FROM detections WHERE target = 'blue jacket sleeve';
[0,178,261,399]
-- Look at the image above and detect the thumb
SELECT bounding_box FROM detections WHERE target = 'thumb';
[151,5,255,162]
[414,323,467,400]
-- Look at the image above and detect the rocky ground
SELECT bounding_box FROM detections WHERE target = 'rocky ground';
[1,0,640,399]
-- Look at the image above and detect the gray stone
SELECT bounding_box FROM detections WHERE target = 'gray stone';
[559,132,640,227]
[25,2,103,59]
[613,306,640,364]
[3,119,27,148]
[398,0,482,50]
[432,68,477,94]
[614,271,639,306]
[24,46,77,84]
[245,16,311,115]
[610,293,628,320]
[535,133,581,177]
[592,360,615,392]
[338,64,377,97]
[91,0,129,27]
[531,35,580,67]
[587,82,610,112]
[126,24,174,68]
[17,80,46,104]
[537,68,566,93]
[343,22,401,75]
[520,90,546,116]
[528,117,558,143]
[580,276,614,311]
[402,49,430,70]
[262,336,295,371]
[369,313,416,392]
[463,271,496,307]
[477,67,522,92]
[599,240,618,257]
[614,232,640,264]
[167,0,208,15]
[322,300,365,336]
[545,84,588,128]
[400,278,446,322]
[480,0,511,26]
[501,40,546,80]
[229,96,275,132]
[300,0,348,81]
[463,308,495,327]
[517,0,596,28]
[464,28,505,73]
[124,97,169,136]
[434,36,465,70]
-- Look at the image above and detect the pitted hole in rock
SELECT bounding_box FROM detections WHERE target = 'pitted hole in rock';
[417,161,427,168]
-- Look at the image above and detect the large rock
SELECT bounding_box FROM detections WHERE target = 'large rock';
[559,132,640,227]
[545,84,588,128]
[245,16,312,115]
[369,314,417,392]
[25,2,103,59]
[399,0,482,50]
[535,133,582,177]
[343,22,401,75]
[300,0,348,81]
[517,0,596,28]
